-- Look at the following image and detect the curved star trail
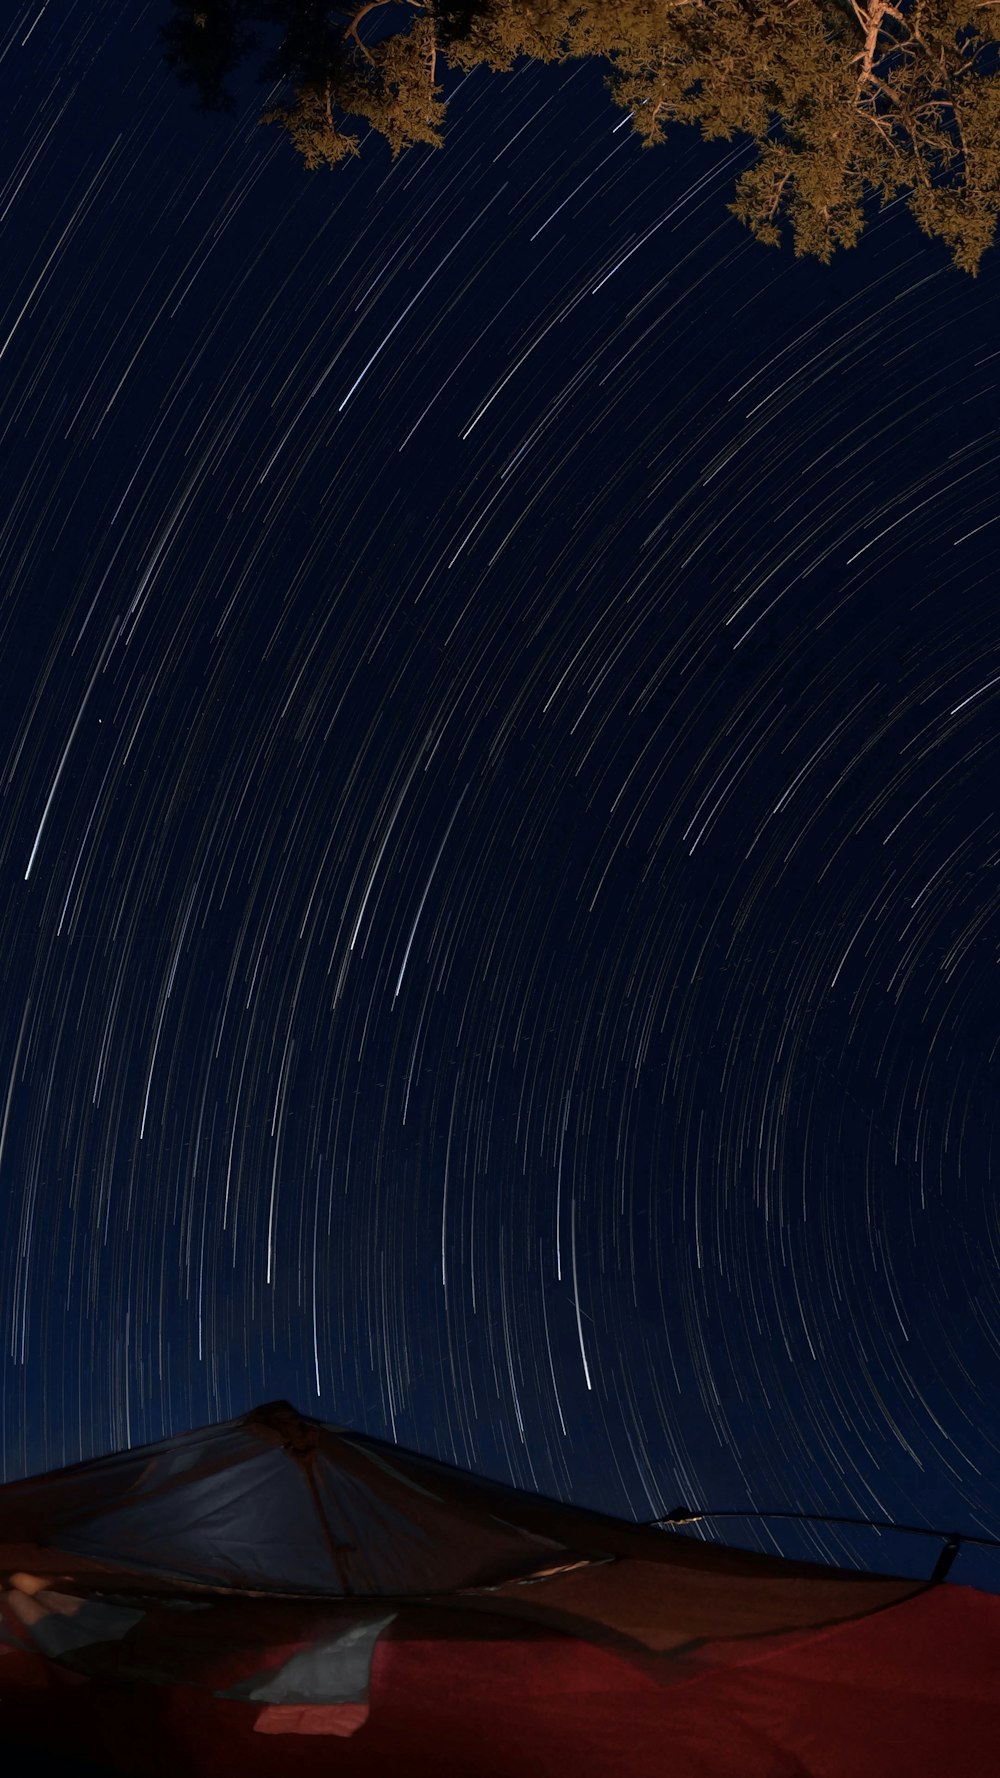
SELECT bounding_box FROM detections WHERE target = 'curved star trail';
[0,0,998,1593]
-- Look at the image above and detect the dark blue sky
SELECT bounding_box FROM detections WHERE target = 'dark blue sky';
[1,1,998,1594]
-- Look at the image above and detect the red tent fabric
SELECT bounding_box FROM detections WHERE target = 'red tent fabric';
[0,1400,997,1776]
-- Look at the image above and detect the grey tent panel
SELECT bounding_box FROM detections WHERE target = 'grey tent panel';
[55,1448,349,1590]
[223,1610,398,1705]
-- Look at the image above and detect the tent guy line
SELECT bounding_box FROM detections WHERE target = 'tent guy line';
[653,1505,1000,1582]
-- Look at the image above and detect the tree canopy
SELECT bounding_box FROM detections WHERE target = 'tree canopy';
[161,1,1000,273]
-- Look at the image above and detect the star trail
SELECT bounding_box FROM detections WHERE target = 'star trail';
[1,0,998,1597]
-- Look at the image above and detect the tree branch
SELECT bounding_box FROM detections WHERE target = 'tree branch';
[346,0,395,64]
[769,170,791,219]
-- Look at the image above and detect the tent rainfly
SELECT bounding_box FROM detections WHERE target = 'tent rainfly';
[0,1399,997,1776]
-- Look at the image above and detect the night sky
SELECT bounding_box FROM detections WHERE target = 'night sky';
[2,1,999,1596]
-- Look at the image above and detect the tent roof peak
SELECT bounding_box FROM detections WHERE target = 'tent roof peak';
[240,1400,332,1455]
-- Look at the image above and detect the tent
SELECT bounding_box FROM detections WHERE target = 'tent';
[0,1398,997,1776]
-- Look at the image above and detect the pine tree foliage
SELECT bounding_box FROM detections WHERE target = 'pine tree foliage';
[161,0,1000,272]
